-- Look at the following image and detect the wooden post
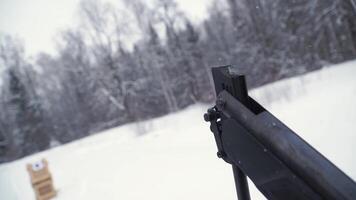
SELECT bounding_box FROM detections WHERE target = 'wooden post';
[27,159,56,200]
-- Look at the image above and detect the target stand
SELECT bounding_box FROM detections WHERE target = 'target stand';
[27,159,57,200]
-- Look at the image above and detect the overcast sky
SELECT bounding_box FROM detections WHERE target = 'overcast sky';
[0,0,211,56]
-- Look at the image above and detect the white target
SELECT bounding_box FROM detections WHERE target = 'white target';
[31,161,44,171]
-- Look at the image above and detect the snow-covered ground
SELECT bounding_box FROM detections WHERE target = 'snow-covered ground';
[1,61,356,200]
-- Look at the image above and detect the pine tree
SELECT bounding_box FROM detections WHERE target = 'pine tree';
[7,68,49,157]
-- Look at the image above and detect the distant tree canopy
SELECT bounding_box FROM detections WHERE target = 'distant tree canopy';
[1,0,356,162]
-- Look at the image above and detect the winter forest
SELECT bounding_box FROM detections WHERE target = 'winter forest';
[0,0,356,163]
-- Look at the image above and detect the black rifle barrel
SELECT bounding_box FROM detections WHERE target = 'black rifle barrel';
[216,90,356,200]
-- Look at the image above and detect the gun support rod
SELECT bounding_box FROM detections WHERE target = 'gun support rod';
[233,165,251,200]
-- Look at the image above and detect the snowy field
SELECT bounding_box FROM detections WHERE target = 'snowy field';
[1,61,356,200]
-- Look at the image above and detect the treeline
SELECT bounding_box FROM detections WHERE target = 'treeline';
[1,0,356,163]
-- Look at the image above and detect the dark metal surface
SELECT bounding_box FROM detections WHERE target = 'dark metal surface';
[222,117,322,199]
[217,90,356,200]
[205,65,356,200]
